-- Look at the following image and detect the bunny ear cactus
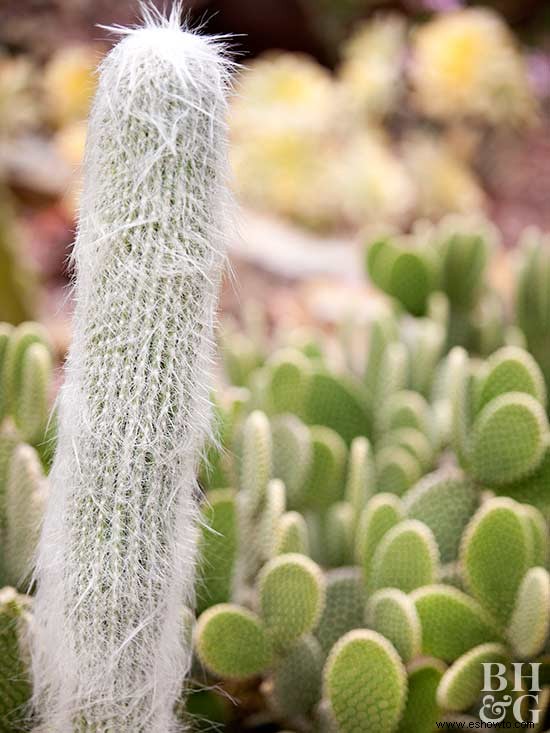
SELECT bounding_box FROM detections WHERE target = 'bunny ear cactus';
[314,567,365,656]
[507,566,550,659]
[195,604,273,680]
[398,658,446,733]
[196,489,238,614]
[259,553,325,650]
[516,229,550,393]
[370,519,440,593]
[0,588,32,732]
[412,585,501,662]
[366,588,421,663]
[32,11,232,732]
[324,629,408,733]
[3,444,48,589]
[403,469,479,563]
[268,634,323,717]
[460,498,533,626]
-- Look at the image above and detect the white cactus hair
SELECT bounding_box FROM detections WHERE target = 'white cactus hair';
[31,4,233,731]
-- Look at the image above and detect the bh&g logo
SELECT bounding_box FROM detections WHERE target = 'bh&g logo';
[480,663,541,725]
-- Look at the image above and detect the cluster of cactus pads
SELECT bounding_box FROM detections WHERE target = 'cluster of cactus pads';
[1,240,550,728]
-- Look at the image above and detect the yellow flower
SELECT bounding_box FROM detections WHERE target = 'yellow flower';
[403,134,484,217]
[43,45,102,126]
[231,53,335,135]
[412,9,535,125]
[338,15,406,118]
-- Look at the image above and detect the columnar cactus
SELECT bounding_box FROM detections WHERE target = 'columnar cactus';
[32,11,231,732]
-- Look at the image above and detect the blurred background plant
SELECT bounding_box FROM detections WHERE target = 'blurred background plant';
[1,2,550,731]
[0,0,549,340]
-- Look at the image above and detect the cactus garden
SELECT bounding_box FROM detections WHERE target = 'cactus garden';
[1,1,550,732]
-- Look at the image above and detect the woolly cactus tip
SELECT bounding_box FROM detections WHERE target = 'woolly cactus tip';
[32,10,232,732]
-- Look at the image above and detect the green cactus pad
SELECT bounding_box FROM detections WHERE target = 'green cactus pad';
[2,321,50,416]
[412,585,501,662]
[275,511,309,556]
[271,414,312,509]
[259,553,325,648]
[476,346,546,412]
[302,426,347,511]
[323,502,354,568]
[519,504,549,567]
[397,658,446,733]
[496,447,550,514]
[379,428,434,473]
[303,370,371,445]
[269,634,323,717]
[0,588,32,731]
[374,342,409,411]
[4,443,47,589]
[461,498,532,626]
[344,436,374,522]
[438,230,489,309]
[13,341,52,446]
[436,643,508,712]
[195,604,272,680]
[240,409,273,512]
[407,319,446,398]
[266,348,311,416]
[366,588,421,663]
[469,392,548,486]
[314,567,366,656]
[366,237,399,292]
[324,629,407,733]
[376,446,423,498]
[507,566,550,659]
[388,250,434,317]
[0,322,13,421]
[355,493,404,581]
[259,479,287,562]
[382,390,433,440]
[196,489,238,614]
[403,469,479,563]
[370,519,439,593]
[364,307,398,402]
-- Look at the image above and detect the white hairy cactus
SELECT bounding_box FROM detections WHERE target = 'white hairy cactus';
[32,8,232,732]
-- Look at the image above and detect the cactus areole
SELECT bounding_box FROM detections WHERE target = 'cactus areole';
[32,9,232,732]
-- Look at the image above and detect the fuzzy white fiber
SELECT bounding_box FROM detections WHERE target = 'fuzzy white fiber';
[31,8,232,731]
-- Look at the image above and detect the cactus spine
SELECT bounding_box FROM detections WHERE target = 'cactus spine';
[32,10,231,732]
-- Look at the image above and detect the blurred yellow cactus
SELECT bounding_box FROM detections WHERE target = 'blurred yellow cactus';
[335,130,415,226]
[231,53,335,135]
[0,55,39,137]
[403,134,485,217]
[43,45,101,126]
[338,16,406,119]
[411,9,535,125]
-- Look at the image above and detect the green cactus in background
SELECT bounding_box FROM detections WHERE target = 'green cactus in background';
[0,588,32,732]
[268,635,323,717]
[0,191,37,325]
[2,444,48,589]
[196,489,238,614]
[506,566,550,659]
